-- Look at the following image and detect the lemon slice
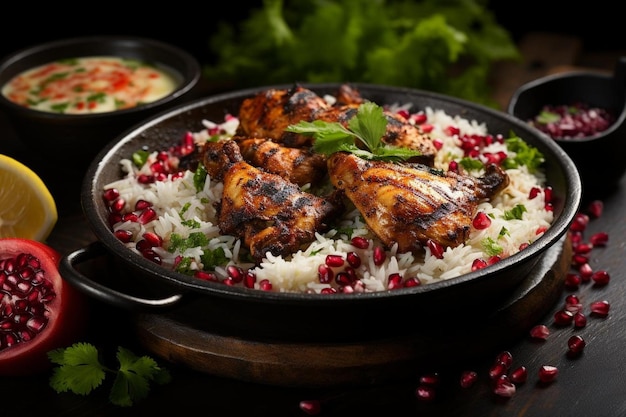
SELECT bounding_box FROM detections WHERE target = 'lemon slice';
[0,154,58,241]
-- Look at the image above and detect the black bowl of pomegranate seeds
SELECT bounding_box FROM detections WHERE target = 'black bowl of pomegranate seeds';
[508,57,626,197]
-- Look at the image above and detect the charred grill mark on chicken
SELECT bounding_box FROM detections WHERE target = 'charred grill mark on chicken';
[327,152,510,253]
[202,139,342,263]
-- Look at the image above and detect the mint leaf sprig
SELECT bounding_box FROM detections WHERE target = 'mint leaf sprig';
[48,342,171,407]
[285,101,423,162]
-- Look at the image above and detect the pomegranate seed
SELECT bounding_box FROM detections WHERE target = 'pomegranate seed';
[103,188,120,202]
[472,212,491,229]
[528,186,541,199]
[243,271,257,288]
[538,365,558,383]
[412,112,427,124]
[138,208,158,224]
[317,264,333,284]
[564,294,582,313]
[121,212,138,222]
[567,335,586,356]
[578,263,593,281]
[573,312,587,328]
[135,199,153,211]
[445,125,460,136]
[586,200,603,218]
[448,160,459,173]
[114,229,133,243]
[590,232,609,246]
[420,124,434,133]
[194,271,217,281]
[226,265,245,283]
[137,174,155,184]
[142,232,162,247]
[141,249,162,264]
[590,300,610,317]
[387,272,403,289]
[574,243,592,254]
[373,246,386,265]
[299,400,321,415]
[493,375,516,398]
[258,279,273,291]
[419,373,440,386]
[496,351,513,369]
[471,258,488,271]
[350,236,369,249]
[529,324,550,340]
[591,270,610,286]
[572,254,589,265]
[110,198,126,213]
[489,362,508,380]
[553,309,574,326]
[325,254,344,268]
[509,366,528,384]
[427,239,444,259]
[544,186,553,203]
[332,271,349,286]
[459,370,478,388]
[415,384,436,402]
[564,273,581,290]
[346,251,361,268]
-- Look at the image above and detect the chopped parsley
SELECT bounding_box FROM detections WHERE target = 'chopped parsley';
[193,163,208,192]
[168,232,209,253]
[503,135,544,173]
[481,236,503,256]
[503,204,527,220]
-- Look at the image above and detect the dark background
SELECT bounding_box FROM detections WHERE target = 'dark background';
[0,2,621,68]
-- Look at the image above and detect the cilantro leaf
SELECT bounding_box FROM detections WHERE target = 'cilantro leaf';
[285,102,423,161]
[48,342,107,395]
[48,343,171,407]
[110,347,170,407]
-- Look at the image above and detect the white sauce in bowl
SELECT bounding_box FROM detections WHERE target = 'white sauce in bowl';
[1,56,179,114]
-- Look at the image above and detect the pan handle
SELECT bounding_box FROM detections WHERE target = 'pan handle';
[59,241,185,311]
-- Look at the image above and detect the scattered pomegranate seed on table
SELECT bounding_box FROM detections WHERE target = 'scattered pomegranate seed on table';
[297,199,612,409]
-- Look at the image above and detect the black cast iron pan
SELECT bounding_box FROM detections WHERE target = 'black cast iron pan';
[59,83,582,342]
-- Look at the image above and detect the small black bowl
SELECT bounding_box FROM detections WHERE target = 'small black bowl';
[0,36,201,169]
[507,57,626,199]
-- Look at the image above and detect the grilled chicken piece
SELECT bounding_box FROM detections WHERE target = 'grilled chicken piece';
[233,136,327,187]
[237,84,437,166]
[334,84,365,106]
[327,152,509,253]
[237,85,330,148]
[202,139,342,263]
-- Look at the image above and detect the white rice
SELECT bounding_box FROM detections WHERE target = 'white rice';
[104,101,553,294]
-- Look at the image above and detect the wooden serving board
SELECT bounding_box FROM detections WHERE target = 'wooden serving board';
[133,236,571,388]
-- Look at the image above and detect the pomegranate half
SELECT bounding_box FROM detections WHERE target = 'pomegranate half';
[0,238,88,376]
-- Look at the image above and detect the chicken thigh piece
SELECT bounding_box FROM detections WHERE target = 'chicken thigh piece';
[327,152,510,253]
[237,85,330,147]
[233,136,327,187]
[202,139,342,263]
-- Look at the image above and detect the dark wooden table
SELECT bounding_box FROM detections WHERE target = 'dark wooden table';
[2,36,626,416]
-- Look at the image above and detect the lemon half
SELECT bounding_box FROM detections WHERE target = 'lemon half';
[0,154,58,241]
